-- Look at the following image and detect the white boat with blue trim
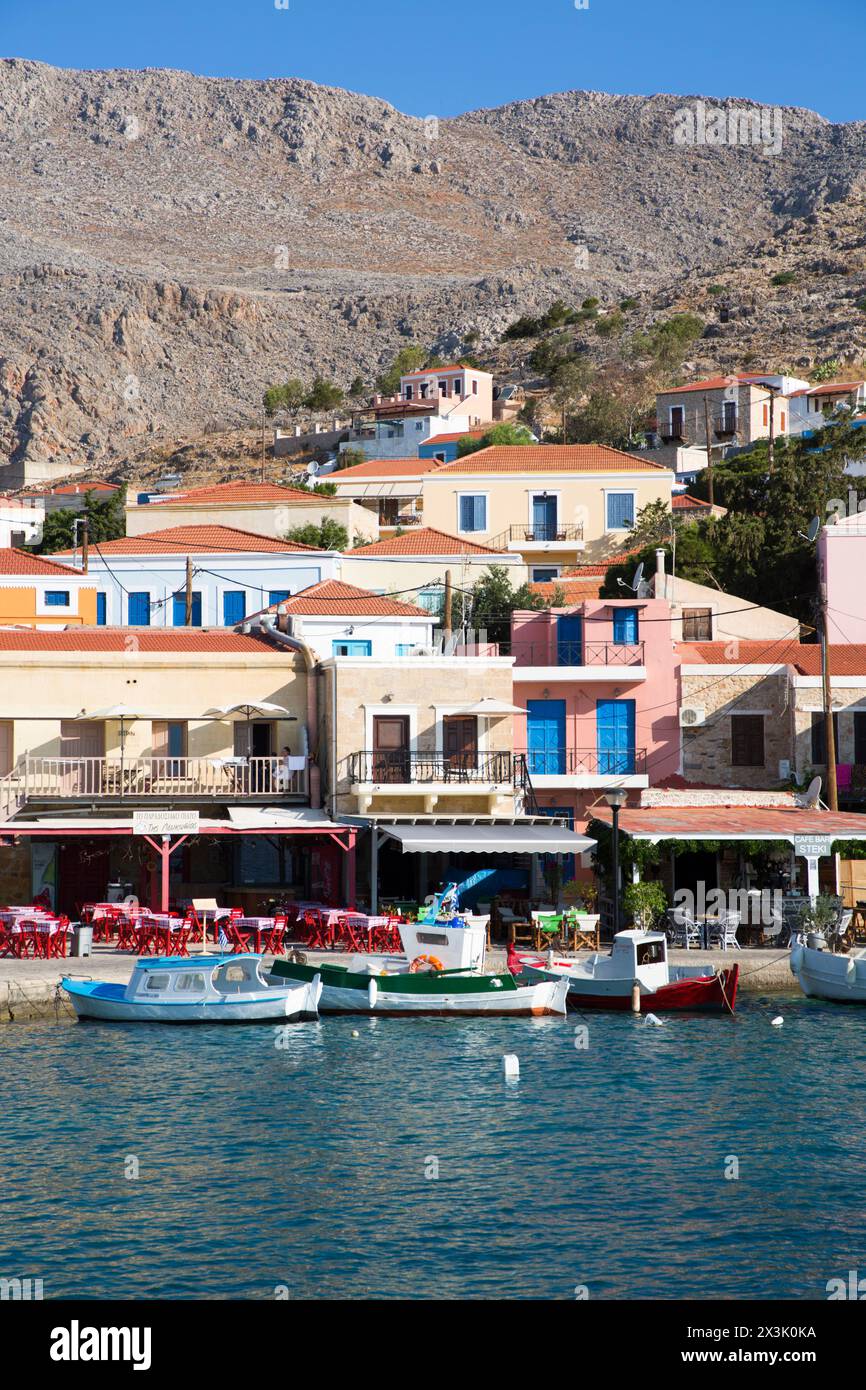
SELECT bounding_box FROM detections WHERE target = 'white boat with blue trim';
[62,954,322,1024]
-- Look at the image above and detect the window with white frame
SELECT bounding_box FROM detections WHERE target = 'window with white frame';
[606,492,635,531]
[458,494,487,532]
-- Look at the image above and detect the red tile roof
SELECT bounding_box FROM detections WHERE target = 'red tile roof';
[0,629,276,653]
[345,527,500,557]
[435,445,672,474]
[142,481,323,505]
[662,374,773,395]
[401,364,478,379]
[680,640,866,676]
[529,577,604,602]
[53,525,322,556]
[593,805,866,839]
[673,492,712,509]
[331,457,439,480]
[42,480,120,496]
[0,547,85,576]
[251,579,432,618]
[787,382,865,398]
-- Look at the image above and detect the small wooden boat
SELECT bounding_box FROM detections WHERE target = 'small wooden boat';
[62,955,322,1024]
[510,929,738,1014]
[790,938,866,1002]
[270,956,568,1016]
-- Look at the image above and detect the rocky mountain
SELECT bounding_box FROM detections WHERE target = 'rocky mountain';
[1,58,866,482]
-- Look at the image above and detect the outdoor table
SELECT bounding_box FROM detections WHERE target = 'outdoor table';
[225,916,277,952]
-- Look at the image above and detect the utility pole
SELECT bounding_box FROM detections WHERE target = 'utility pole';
[261,406,266,483]
[768,388,776,472]
[443,569,453,646]
[81,515,89,575]
[703,396,715,507]
[185,554,193,626]
[819,571,839,812]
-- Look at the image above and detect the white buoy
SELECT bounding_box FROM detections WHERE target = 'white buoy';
[351,1029,360,1038]
[367,978,378,1010]
[771,1015,784,1027]
[631,981,641,1013]
[503,1054,520,1081]
[644,1012,663,1026]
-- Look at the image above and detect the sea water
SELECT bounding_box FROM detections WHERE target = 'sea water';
[2,994,865,1299]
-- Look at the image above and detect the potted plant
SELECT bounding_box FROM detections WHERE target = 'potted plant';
[623,881,669,931]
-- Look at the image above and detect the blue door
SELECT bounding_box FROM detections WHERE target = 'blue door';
[173,592,202,626]
[128,592,150,626]
[613,607,639,644]
[597,699,636,775]
[526,699,566,775]
[537,805,576,882]
[223,590,246,626]
[95,593,107,626]
[556,614,583,666]
[532,494,558,540]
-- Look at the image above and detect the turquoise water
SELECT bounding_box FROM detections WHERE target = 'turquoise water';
[3,994,866,1300]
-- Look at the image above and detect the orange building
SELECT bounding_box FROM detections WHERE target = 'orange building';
[0,548,99,627]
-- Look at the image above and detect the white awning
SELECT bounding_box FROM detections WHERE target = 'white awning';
[378,823,596,855]
[450,698,527,716]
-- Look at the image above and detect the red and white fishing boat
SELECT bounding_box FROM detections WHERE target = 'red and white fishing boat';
[509,928,738,1014]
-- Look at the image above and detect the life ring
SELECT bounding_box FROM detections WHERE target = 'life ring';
[409,954,444,973]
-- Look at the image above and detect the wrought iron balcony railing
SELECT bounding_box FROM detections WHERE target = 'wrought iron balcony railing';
[519,747,647,777]
[506,640,646,668]
[489,523,585,548]
[349,749,513,785]
[4,754,308,803]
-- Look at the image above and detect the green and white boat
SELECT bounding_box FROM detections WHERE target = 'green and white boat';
[269,957,569,1017]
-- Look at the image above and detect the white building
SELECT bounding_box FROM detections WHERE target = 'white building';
[51,524,340,628]
[248,579,437,661]
[341,364,494,461]
[0,495,44,548]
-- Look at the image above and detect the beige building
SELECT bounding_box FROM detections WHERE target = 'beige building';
[652,557,796,645]
[126,480,378,546]
[655,374,792,451]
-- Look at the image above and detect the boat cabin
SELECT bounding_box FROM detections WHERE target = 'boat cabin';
[609,929,669,985]
[124,954,268,1000]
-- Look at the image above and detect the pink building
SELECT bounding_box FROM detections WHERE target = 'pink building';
[820,512,866,645]
[510,598,682,830]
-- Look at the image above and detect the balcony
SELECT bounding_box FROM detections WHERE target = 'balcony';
[660,421,685,443]
[520,747,648,788]
[489,523,585,552]
[348,749,513,814]
[507,639,646,680]
[1,754,309,812]
[713,413,738,440]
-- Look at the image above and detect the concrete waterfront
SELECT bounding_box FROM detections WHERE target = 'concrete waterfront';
[0,946,796,1022]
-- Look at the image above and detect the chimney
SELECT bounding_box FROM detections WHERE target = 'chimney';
[655,547,666,599]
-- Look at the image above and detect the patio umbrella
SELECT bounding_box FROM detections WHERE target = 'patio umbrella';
[202,702,297,758]
[73,704,158,785]
[450,698,527,716]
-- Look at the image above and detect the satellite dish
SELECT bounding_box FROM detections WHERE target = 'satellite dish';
[631,562,645,592]
[636,580,652,598]
[795,775,823,810]
[807,516,821,544]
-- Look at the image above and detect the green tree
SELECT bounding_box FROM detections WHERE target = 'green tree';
[627,498,674,549]
[38,488,126,554]
[284,518,349,551]
[348,376,367,400]
[549,358,595,440]
[465,565,545,646]
[263,378,306,418]
[305,377,344,412]
[455,421,536,457]
[375,345,428,395]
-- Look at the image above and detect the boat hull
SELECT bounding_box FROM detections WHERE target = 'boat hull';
[791,943,866,1003]
[62,977,321,1024]
[270,959,568,1016]
[519,960,738,1014]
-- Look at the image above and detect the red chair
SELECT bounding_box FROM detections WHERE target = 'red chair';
[336,914,367,953]
[49,920,69,959]
[223,922,251,954]
[166,926,191,958]
[261,920,286,956]
[0,925,12,958]
[184,908,204,945]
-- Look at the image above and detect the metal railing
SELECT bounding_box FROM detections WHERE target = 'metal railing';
[489,523,584,548]
[349,749,513,785]
[518,748,647,777]
[11,754,308,801]
[506,640,646,667]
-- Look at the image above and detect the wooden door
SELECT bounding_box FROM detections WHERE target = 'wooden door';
[443,716,478,775]
[373,716,409,782]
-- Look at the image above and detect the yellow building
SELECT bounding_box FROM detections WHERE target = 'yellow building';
[125,480,379,546]
[0,548,99,626]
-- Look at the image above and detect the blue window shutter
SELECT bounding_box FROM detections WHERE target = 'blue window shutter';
[128,592,150,626]
[460,496,485,532]
[173,592,202,626]
[332,639,372,656]
[44,590,70,607]
[223,591,246,626]
[526,699,566,775]
[607,493,634,529]
[556,614,583,665]
[596,699,636,775]
[96,593,107,626]
[268,590,291,607]
[613,607,639,644]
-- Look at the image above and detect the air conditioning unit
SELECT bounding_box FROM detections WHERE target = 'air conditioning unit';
[778,759,791,780]
[679,706,706,728]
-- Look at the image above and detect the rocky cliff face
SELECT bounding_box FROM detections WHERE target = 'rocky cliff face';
[1,59,865,480]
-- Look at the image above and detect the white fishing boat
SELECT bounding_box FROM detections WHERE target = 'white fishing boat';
[510,929,739,1014]
[790,937,866,1003]
[62,954,322,1024]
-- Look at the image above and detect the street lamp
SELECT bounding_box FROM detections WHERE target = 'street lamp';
[604,787,628,940]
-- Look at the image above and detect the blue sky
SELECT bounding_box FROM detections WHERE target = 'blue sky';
[1,0,863,123]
